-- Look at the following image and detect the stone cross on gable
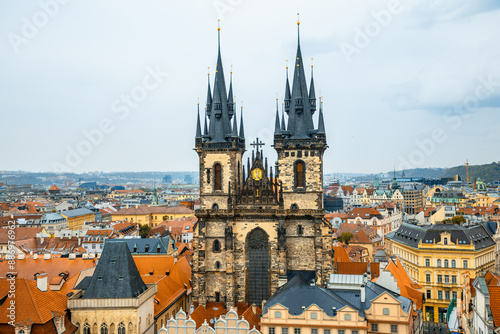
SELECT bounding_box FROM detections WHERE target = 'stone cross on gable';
[250,138,265,153]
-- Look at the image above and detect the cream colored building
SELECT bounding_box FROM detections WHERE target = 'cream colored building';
[261,274,417,334]
[385,222,495,323]
[69,241,157,334]
[160,309,260,334]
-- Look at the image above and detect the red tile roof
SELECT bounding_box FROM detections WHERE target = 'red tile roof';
[0,278,75,332]
[337,262,380,280]
[49,184,60,191]
[382,257,423,310]
[332,246,351,263]
[489,286,500,327]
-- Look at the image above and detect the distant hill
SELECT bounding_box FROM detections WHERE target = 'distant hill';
[395,162,500,183]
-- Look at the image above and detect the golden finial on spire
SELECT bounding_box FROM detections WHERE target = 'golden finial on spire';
[311,58,314,68]
[197,97,200,105]
[208,67,210,76]
[218,19,220,31]
[297,13,300,25]
[286,60,288,69]
[230,64,233,74]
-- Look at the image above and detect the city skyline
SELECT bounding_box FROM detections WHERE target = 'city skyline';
[1,1,499,174]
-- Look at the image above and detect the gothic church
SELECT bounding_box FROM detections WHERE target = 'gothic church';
[192,21,332,307]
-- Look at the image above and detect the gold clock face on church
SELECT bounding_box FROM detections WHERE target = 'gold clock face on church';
[252,168,262,181]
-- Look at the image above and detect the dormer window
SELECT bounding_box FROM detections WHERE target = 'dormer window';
[444,238,448,245]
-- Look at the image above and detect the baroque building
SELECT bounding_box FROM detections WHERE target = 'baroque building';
[192,21,332,307]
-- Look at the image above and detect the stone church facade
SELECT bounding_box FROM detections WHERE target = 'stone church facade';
[192,22,332,308]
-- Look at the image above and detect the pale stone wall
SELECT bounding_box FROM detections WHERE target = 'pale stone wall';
[69,285,157,334]
[159,308,260,334]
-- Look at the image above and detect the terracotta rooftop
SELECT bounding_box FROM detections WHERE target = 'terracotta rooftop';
[337,262,380,280]
[488,286,500,327]
[381,257,423,310]
[0,278,76,333]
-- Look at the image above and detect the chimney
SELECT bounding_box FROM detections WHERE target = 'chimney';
[251,303,257,315]
[360,284,366,303]
[33,254,38,260]
[43,253,51,260]
[69,253,76,260]
[37,272,48,292]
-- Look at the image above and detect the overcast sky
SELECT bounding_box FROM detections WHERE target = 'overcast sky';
[1,0,499,174]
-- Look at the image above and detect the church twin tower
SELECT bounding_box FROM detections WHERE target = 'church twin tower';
[193,21,332,307]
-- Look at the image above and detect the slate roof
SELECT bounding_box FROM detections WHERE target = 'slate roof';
[386,222,495,250]
[82,241,147,299]
[104,236,175,254]
[263,277,412,318]
[61,208,94,218]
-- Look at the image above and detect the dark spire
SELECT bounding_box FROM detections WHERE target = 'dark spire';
[309,61,316,112]
[207,20,232,143]
[206,69,212,116]
[317,98,325,135]
[203,108,209,136]
[281,102,286,132]
[282,16,316,140]
[284,62,291,113]
[274,98,281,134]
[239,105,245,139]
[232,104,238,137]
[195,101,202,138]
[227,66,234,116]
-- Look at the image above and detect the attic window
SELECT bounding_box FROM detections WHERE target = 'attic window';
[145,244,150,252]
[98,276,103,280]
[119,276,123,280]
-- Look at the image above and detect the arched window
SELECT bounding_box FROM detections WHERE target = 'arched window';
[215,261,221,269]
[118,323,126,334]
[213,239,221,252]
[437,259,441,267]
[212,203,219,210]
[83,326,91,334]
[444,238,448,245]
[298,225,303,236]
[444,259,449,268]
[291,204,298,210]
[214,163,222,191]
[101,323,108,334]
[19,331,25,334]
[294,161,305,188]
[451,260,456,268]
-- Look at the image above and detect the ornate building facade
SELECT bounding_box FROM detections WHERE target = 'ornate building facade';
[192,22,332,307]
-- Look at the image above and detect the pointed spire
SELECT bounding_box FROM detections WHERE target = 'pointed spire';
[274,98,281,134]
[281,102,286,132]
[206,68,212,115]
[239,104,245,139]
[317,97,325,135]
[309,59,316,112]
[284,61,291,113]
[282,16,316,139]
[195,100,202,138]
[227,65,234,115]
[207,20,231,142]
[203,108,209,136]
[232,105,238,137]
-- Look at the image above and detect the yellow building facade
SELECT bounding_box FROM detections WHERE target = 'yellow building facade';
[112,206,194,227]
[385,222,495,323]
[61,208,96,230]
